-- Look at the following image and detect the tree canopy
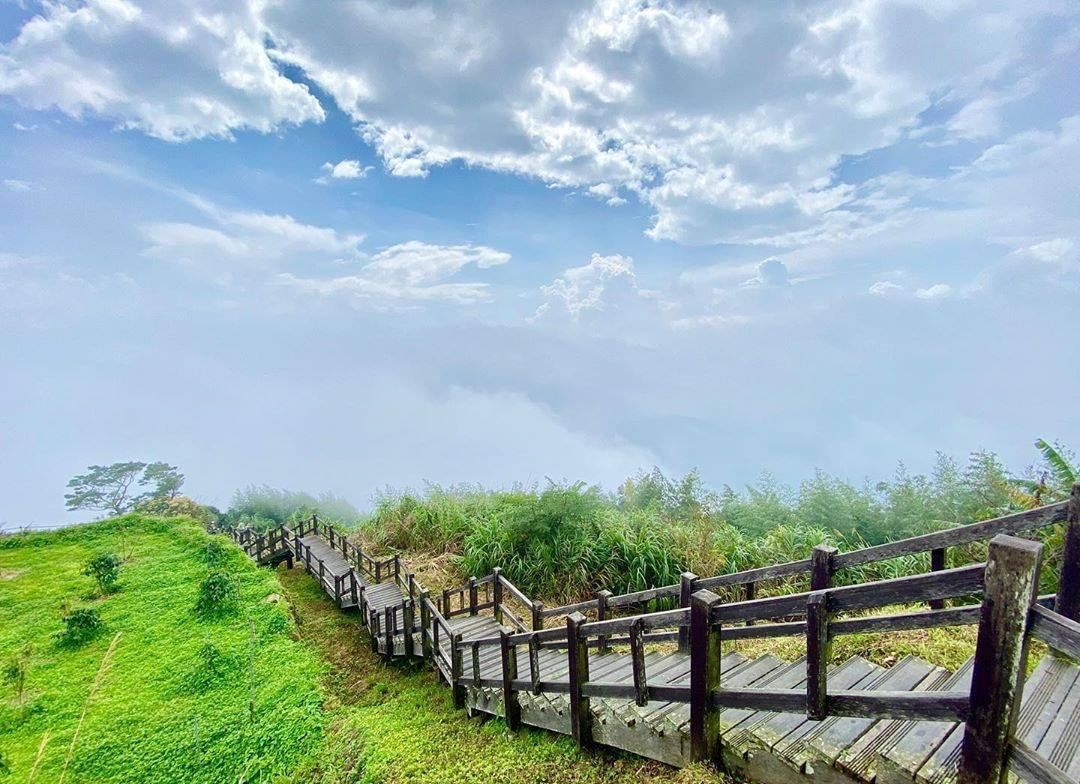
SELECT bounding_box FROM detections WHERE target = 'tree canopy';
[65,461,185,515]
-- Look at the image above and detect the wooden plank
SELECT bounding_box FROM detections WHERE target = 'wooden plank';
[833,501,1066,570]
[958,535,1044,784]
[1030,605,1080,661]
[696,559,813,591]
[1011,741,1074,784]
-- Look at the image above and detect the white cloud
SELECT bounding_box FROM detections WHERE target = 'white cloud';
[3,178,36,192]
[535,253,639,319]
[275,241,511,308]
[869,280,904,298]
[4,0,1072,248]
[1025,238,1076,264]
[318,159,372,182]
[0,0,324,141]
[915,283,951,301]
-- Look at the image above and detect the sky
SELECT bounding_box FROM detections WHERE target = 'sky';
[1,0,1078,526]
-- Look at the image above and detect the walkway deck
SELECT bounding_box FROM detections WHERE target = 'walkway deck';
[231,503,1080,784]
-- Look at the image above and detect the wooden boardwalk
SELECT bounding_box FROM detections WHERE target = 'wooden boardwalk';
[231,491,1080,784]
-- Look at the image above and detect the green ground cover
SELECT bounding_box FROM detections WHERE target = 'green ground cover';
[0,515,325,784]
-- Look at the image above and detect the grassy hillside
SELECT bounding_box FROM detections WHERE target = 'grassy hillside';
[0,516,325,784]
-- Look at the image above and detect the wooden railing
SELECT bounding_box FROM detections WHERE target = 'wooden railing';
[232,488,1080,783]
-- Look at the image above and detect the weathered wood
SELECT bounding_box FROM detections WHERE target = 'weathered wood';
[958,534,1043,784]
[450,633,466,708]
[689,588,722,763]
[629,617,648,706]
[744,582,756,626]
[492,568,503,624]
[403,600,415,657]
[595,590,612,652]
[420,593,432,659]
[1030,604,1080,660]
[469,578,478,616]
[930,547,947,610]
[834,501,1066,570]
[1057,483,1080,622]
[500,631,521,730]
[678,572,698,653]
[811,544,837,591]
[566,612,592,747]
[528,635,541,694]
[1010,740,1075,784]
[806,590,830,720]
[531,600,544,630]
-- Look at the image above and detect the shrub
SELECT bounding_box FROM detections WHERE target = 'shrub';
[56,608,105,647]
[84,552,122,594]
[204,538,231,568]
[136,495,219,526]
[0,750,10,776]
[195,572,238,616]
[2,645,31,704]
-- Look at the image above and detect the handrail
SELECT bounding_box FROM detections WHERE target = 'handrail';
[541,498,1068,619]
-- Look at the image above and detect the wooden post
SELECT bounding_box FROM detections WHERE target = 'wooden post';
[811,544,837,592]
[500,631,521,730]
[468,578,478,616]
[394,555,401,583]
[806,591,830,720]
[689,589,722,764]
[957,534,1043,784]
[471,643,481,687]
[492,568,503,624]
[528,636,541,695]
[929,548,947,610]
[532,601,544,631]
[403,600,415,657]
[678,572,698,653]
[420,592,432,659]
[595,590,612,652]
[375,560,381,582]
[629,617,648,706]
[384,606,394,660]
[1057,483,1080,622]
[442,588,451,617]
[744,582,756,626]
[450,633,466,709]
[369,610,379,653]
[566,612,592,748]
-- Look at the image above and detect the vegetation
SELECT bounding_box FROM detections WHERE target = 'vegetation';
[0,515,324,784]
[276,567,727,784]
[226,485,360,531]
[64,462,185,515]
[195,571,239,616]
[360,445,1075,602]
[56,609,106,648]
[83,553,121,595]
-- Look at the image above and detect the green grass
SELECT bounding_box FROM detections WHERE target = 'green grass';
[0,515,326,784]
[276,568,731,784]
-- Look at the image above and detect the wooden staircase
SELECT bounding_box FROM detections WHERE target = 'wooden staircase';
[229,488,1080,784]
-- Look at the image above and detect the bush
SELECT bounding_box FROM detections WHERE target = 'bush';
[2,645,31,704]
[196,572,238,616]
[0,750,10,776]
[136,495,220,526]
[84,552,122,594]
[56,608,105,647]
[204,538,232,567]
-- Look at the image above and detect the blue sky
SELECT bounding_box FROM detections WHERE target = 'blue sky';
[1,0,1078,525]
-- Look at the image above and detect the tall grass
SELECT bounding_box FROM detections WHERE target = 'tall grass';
[358,446,1072,604]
